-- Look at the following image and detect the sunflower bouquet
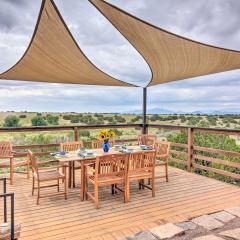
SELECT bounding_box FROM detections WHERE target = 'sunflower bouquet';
[98,129,116,152]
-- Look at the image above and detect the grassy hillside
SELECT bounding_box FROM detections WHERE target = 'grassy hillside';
[1,111,240,129]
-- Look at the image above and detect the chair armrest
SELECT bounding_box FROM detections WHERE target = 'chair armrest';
[0,155,14,159]
[37,160,59,166]
[38,165,64,171]
[156,154,168,159]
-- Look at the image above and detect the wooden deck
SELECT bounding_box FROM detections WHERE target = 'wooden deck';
[1,167,240,240]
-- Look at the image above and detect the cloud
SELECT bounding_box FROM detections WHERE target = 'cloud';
[0,0,239,112]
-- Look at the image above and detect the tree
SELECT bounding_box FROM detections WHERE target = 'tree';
[31,116,47,126]
[3,115,21,127]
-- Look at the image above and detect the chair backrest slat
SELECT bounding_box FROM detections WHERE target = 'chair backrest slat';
[60,141,83,152]
[138,134,156,148]
[155,140,171,161]
[91,140,102,149]
[95,153,129,179]
[91,140,116,149]
[28,150,39,177]
[0,141,13,158]
[129,151,156,172]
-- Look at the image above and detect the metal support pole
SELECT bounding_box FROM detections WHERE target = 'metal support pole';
[3,178,7,223]
[11,193,14,240]
[142,87,147,134]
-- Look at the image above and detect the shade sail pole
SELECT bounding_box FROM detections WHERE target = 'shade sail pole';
[142,87,147,134]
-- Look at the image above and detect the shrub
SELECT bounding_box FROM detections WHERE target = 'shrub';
[70,115,80,123]
[78,130,91,138]
[3,115,21,127]
[114,115,126,123]
[31,116,47,126]
[46,115,59,125]
[150,115,159,122]
[63,114,72,120]
[19,114,27,118]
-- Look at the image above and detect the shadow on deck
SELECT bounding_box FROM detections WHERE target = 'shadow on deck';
[1,167,240,240]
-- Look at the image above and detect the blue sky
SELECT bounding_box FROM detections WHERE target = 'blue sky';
[0,0,240,113]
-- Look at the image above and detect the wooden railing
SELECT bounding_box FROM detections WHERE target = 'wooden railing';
[0,123,239,181]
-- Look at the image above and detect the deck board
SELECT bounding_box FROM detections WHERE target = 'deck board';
[1,167,240,240]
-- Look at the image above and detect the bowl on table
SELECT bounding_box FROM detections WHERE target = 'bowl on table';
[140,145,153,150]
[50,151,68,157]
[86,151,95,156]
[59,151,68,156]
[79,147,86,152]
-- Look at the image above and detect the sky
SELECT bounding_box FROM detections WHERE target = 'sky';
[0,0,240,113]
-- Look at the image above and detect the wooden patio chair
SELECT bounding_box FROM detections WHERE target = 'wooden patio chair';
[84,153,129,209]
[0,141,29,185]
[28,150,67,205]
[91,140,116,149]
[60,141,84,186]
[60,141,84,152]
[91,140,102,149]
[127,151,156,202]
[138,134,157,148]
[155,140,171,182]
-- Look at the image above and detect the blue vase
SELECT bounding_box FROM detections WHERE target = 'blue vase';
[102,140,110,152]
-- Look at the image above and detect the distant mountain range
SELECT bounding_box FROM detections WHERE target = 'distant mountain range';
[122,108,240,115]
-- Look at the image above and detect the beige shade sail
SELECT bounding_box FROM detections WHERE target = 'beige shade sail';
[90,0,240,87]
[0,0,134,87]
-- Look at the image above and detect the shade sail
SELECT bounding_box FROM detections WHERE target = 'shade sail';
[0,0,134,87]
[90,0,240,87]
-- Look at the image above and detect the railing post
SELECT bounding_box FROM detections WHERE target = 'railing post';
[74,127,78,141]
[187,127,193,172]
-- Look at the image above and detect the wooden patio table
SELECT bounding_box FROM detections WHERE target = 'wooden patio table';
[54,146,155,201]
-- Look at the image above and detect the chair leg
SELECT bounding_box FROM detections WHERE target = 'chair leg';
[57,179,60,192]
[85,176,88,200]
[73,162,76,188]
[10,158,13,185]
[111,184,115,195]
[165,164,169,182]
[62,166,64,183]
[152,176,155,197]
[27,163,30,179]
[32,177,35,196]
[64,176,67,200]
[138,180,141,190]
[125,179,130,203]
[94,184,99,209]
[37,182,40,205]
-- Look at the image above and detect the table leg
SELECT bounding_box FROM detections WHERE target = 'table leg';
[68,162,72,188]
[80,161,85,201]
[73,161,75,188]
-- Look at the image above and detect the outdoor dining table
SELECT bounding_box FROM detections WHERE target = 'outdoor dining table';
[54,145,155,201]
